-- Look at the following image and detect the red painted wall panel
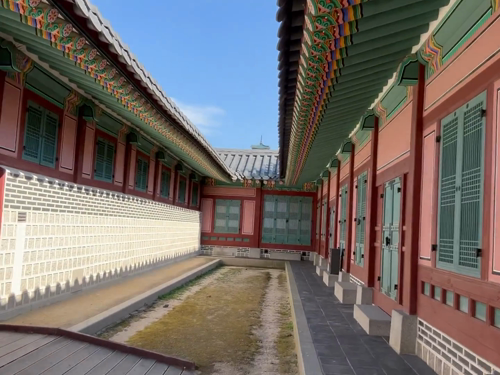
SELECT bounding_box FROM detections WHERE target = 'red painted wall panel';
[354,139,371,171]
[203,186,256,197]
[147,157,155,195]
[127,146,137,189]
[242,200,255,235]
[59,114,77,173]
[201,198,213,233]
[419,128,437,264]
[377,102,412,173]
[0,81,21,156]
[114,141,126,187]
[81,124,95,179]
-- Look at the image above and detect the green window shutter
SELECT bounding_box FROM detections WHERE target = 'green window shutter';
[457,94,485,276]
[23,104,43,163]
[275,196,288,244]
[94,138,107,181]
[262,196,276,243]
[329,206,336,249]
[104,141,115,182]
[381,182,393,295]
[227,200,241,234]
[160,170,171,198]
[191,183,199,206]
[40,110,59,168]
[437,91,485,277]
[339,185,348,251]
[390,178,401,299]
[287,197,301,244]
[300,197,312,246]
[356,172,367,266]
[215,199,228,233]
[136,157,148,191]
[178,179,186,203]
[437,112,459,267]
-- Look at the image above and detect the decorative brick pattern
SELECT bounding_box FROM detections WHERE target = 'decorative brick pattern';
[417,319,500,375]
[0,168,201,310]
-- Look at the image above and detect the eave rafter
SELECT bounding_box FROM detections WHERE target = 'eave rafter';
[286,0,371,185]
[0,0,231,182]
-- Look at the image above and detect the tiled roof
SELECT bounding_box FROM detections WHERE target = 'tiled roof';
[55,0,234,180]
[216,149,280,180]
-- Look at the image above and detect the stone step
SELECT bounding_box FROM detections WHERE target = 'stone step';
[316,264,327,276]
[354,304,391,336]
[334,282,357,304]
[323,272,338,287]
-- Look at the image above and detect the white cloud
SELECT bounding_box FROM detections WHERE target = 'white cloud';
[171,98,225,135]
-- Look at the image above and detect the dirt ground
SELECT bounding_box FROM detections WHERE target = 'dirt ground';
[6,256,213,328]
[101,266,298,375]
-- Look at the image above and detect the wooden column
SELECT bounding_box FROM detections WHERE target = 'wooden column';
[152,154,162,201]
[344,145,356,272]
[366,117,380,287]
[74,119,95,183]
[172,164,179,206]
[403,64,426,315]
[324,171,331,259]
[124,143,137,195]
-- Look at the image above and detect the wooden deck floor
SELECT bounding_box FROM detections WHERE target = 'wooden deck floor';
[0,328,194,374]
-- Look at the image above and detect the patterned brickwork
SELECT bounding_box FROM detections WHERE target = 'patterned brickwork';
[0,168,201,309]
[417,319,500,375]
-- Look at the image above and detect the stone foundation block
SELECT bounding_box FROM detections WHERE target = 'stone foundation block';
[269,252,301,261]
[316,265,327,277]
[248,248,261,259]
[354,304,391,336]
[355,285,373,305]
[334,282,357,304]
[338,271,350,282]
[313,253,320,266]
[322,272,337,287]
[318,256,327,267]
[389,310,417,354]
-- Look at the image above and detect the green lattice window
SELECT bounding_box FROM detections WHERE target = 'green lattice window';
[135,156,149,192]
[191,183,199,206]
[178,178,187,203]
[160,169,171,198]
[214,199,241,234]
[355,172,368,266]
[339,185,348,252]
[261,195,312,246]
[94,138,115,183]
[22,102,59,168]
[380,177,401,300]
[329,206,336,249]
[437,92,486,278]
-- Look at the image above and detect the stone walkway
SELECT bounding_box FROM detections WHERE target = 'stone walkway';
[6,256,213,328]
[290,261,436,375]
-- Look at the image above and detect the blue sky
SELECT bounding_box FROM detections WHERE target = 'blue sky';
[91,1,280,150]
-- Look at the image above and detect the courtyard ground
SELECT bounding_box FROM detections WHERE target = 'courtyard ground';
[6,256,213,328]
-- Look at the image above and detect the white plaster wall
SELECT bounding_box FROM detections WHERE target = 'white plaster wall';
[0,168,201,309]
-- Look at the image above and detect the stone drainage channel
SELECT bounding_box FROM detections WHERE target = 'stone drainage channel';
[96,266,298,375]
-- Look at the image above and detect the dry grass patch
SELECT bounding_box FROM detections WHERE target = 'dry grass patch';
[276,272,298,375]
[127,267,270,373]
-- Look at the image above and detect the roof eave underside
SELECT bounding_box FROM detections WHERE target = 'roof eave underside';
[277,0,450,185]
[51,0,234,181]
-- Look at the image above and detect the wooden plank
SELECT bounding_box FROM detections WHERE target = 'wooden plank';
[107,354,141,375]
[145,362,169,375]
[0,333,29,349]
[0,338,70,375]
[125,359,155,375]
[0,335,45,358]
[63,348,113,375]
[0,335,58,367]
[45,343,100,375]
[15,340,87,375]
[164,367,183,375]
[85,352,126,375]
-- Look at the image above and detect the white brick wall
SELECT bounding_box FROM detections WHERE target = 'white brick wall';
[0,168,201,311]
[417,319,500,375]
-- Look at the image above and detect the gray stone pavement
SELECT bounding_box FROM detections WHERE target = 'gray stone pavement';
[290,261,436,375]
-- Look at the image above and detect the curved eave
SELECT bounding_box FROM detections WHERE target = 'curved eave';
[51,0,234,181]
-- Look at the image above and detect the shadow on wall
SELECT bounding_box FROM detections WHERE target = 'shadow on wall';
[0,250,199,317]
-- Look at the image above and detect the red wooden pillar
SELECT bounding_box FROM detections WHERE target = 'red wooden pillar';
[332,165,341,254]
[403,64,426,315]
[172,163,179,206]
[74,119,95,184]
[152,153,162,201]
[318,179,324,256]
[366,117,380,287]
[344,145,356,272]
[324,171,331,258]
[124,142,137,195]
[256,185,264,249]
[186,174,192,207]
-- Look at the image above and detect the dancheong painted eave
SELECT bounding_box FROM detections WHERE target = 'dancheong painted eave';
[0,0,234,182]
[276,0,454,186]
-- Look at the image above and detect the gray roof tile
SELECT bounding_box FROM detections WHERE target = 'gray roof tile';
[216,149,280,180]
